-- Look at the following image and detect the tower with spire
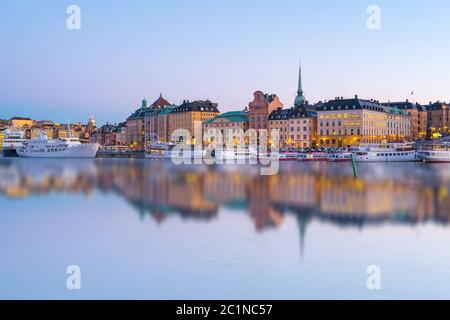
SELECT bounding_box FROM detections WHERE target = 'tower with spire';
[294,60,305,108]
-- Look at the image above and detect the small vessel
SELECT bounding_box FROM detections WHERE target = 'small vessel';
[17,132,99,158]
[214,149,257,162]
[417,142,450,163]
[327,152,352,162]
[351,142,417,162]
[279,152,299,161]
[297,152,328,162]
[145,142,176,159]
[145,142,205,160]
[2,129,27,157]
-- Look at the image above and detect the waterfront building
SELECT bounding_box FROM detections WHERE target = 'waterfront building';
[382,100,427,140]
[383,105,411,142]
[268,61,317,148]
[203,110,249,146]
[269,106,317,148]
[87,117,97,136]
[156,104,176,142]
[426,101,450,138]
[115,122,127,146]
[143,94,171,145]
[316,96,390,147]
[248,91,283,132]
[168,100,220,143]
[126,99,148,149]
[10,117,33,130]
[0,129,4,149]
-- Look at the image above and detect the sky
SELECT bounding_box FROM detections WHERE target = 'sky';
[1,0,450,125]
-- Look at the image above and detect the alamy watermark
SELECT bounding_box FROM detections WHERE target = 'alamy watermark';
[66,265,81,290]
[367,5,381,30]
[366,265,382,290]
[66,5,81,30]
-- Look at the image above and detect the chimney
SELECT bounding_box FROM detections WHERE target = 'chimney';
[355,94,358,99]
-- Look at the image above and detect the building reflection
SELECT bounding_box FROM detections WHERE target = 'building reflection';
[1,158,450,238]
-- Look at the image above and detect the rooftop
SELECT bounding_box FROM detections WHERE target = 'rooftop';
[205,110,248,124]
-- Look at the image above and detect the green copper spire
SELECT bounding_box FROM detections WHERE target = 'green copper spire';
[294,60,305,108]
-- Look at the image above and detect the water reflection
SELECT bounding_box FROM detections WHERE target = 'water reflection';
[1,158,449,233]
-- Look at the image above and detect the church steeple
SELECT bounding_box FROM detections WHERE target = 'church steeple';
[294,60,305,108]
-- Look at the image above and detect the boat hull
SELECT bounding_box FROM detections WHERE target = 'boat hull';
[2,148,19,157]
[353,151,417,162]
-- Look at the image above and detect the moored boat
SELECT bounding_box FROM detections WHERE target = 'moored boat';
[17,132,99,158]
[297,152,328,162]
[2,129,27,157]
[351,142,417,162]
[327,152,352,162]
[417,142,450,163]
[279,152,299,161]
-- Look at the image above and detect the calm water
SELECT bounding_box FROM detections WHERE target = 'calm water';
[0,157,450,299]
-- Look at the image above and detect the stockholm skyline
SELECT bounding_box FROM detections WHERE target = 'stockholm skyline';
[1,0,450,125]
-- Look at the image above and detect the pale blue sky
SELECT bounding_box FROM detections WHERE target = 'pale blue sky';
[1,0,450,125]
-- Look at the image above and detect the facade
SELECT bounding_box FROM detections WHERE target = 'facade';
[269,106,317,148]
[248,91,283,132]
[426,101,450,138]
[383,100,427,140]
[156,105,176,142]
[316,96,408,147]
[115,122,127,146]
[267,61,317,149]
[168,100,220,143]
[383,106,411,142]
[0,129,4,149]
[203,110,249,146]
[126,99,148,149]
[10,117,33,130]
[87,117,97,136]
[143,94,171,145]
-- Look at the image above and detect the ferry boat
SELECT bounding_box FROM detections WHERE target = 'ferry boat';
[215,149,258,162]
[351,142,417,162]
[417,142,450,163]
[297,152,328,162]
[327,152,352,162]
[1,129,27,157]
[16,132,99,158]
[145,142,176,159]
[279,152,299,161]
[145,142,205,160]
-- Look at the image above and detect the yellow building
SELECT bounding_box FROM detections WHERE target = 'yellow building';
[11,117,33,130]
[316,96,408,147]
[168,100,220,143]
[0,129,4,149]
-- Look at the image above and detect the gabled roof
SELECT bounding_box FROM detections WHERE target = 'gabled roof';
[317,98,385,113]
[205,111,248,124]
[382,101,426,112]
[172,100,220,113]
[150,94,170,109]
[426,102,450,110]
[268,106,316,120]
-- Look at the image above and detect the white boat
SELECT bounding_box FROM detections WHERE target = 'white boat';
[417,142,450,163]
[279,152,298,161]
[17,132,98,158]
[2,129,27,157]
[327,152,352,162]
[351,142,417,162]
[145,142,176,159]
[145,142,205,160]
[297,152,328,162]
